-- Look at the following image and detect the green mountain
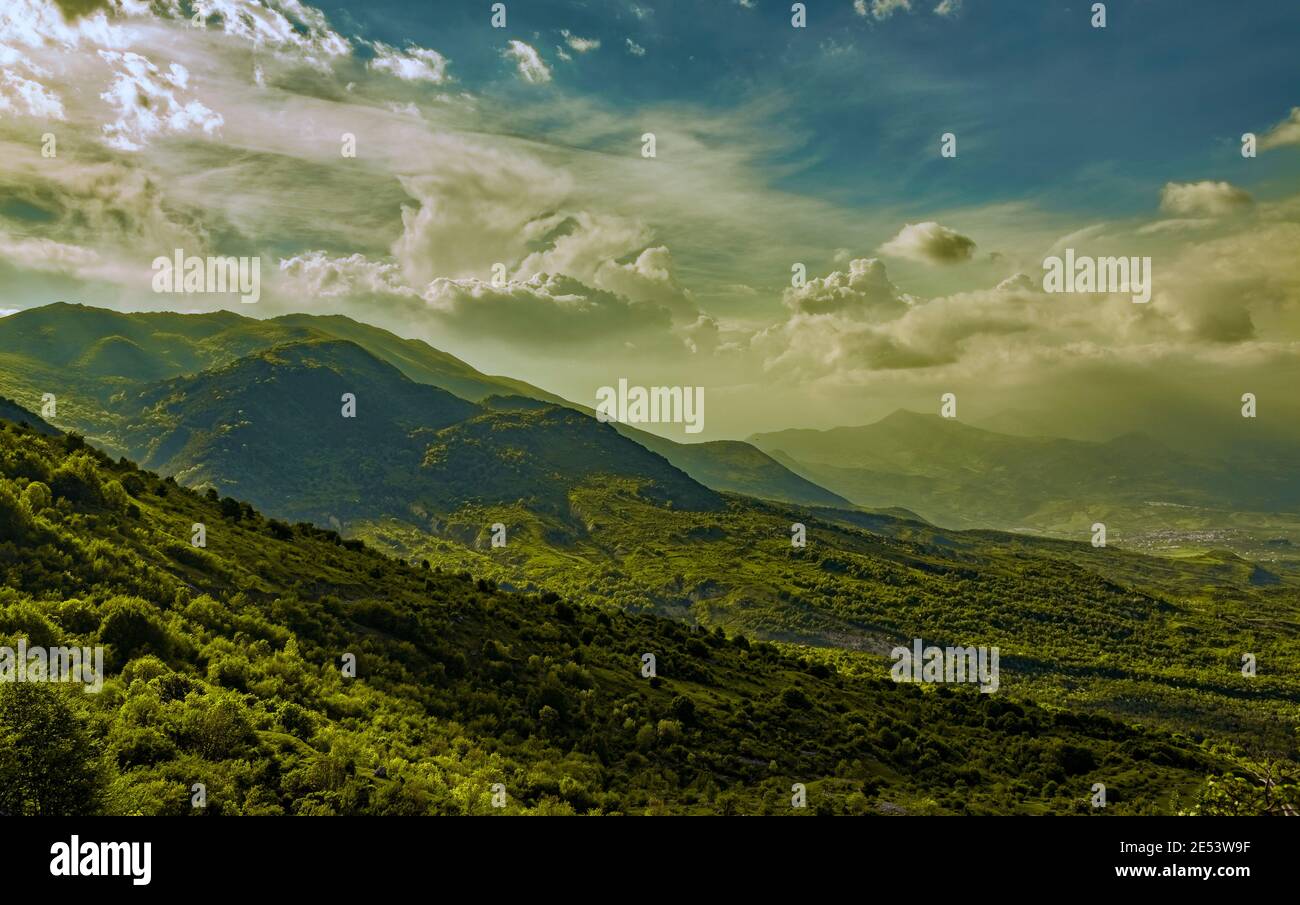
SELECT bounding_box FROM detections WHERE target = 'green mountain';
[113,338,715,523]
[751,410,1300,559]
[6,415,1262,815]
[0,303,844,508]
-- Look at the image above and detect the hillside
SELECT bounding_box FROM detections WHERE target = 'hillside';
[0,396,57,436]
[1,416,1256,815]
[751,410,1300,560]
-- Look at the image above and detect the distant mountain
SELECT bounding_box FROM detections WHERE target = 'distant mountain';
[620,431,851,508]
[0,303,844,509]
[751,410,1300,554]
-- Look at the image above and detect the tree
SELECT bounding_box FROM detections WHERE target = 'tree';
[0,682,104,815]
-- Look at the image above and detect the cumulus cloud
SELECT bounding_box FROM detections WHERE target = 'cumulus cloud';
[367,41,449,83]
[856,0,912,19]
[97,51,223,150]
[504,40,552,84]
[560,30,600,53]
[625,38,646,57]
[188,0,351,66]
[278,251,675,347]
[392,143,571,284]
[783,257,911,319]
[422,272,673,345]
[878,221,977,265]
[1159,180,1253,217]
[1259,106,1300,151]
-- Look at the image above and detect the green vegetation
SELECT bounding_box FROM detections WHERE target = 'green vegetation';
[3,302,1298,817]
[3,417,1292,815]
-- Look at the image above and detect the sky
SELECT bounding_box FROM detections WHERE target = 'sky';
[1,0,1299,446]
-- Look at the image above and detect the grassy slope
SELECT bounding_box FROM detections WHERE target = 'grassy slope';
[0,417,1239,815]
[356,484,1300,749]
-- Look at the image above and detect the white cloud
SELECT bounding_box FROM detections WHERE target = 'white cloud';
[1259,106,1300,151]
[560,30,600,53]
[879,221,977,265]
[97,51,223,151]
[856,0,913,19]
[367,41,450,83]
[191,0,351,66]
[625,38,646,57]
[392,141,572,284]
[504,40,552,84]
[783,257,912,319]
[1159,180,1253,217]
[0,69,64,119]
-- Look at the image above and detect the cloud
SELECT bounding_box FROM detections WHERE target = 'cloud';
[783,257,911,319]
[97,51,223,150]
[879,221,977,265]
[625,38,646,57]
[560,30,600,53]
[187,0,351,66]
[366,41,450,83]
[277,250,675,347]
[422,272,673,346]
[1259,106,1300,151]
[0,69,65,119]
[1159,180,1253,217]
[934,0,961,15]
[856,0,913,19]
[391,141,572,284]
[503,40,552,84]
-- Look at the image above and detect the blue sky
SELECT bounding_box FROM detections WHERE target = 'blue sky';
[308,0,1300,219]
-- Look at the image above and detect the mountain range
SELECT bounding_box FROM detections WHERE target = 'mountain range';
[751,410,1300,561]
[2,302,1299,755]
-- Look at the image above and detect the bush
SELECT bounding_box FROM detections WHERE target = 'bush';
[0,482,32,538]
[49,453,103,505]
[21,480,52,513]
[98,596,175,668]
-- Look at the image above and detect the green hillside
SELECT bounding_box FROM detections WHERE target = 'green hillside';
[5,416,1268,816]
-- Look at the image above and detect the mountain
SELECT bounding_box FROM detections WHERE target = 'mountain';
[3,414,1250,815]
[619,430,851,508]
[750,410,1300,558]
[113,338,716,522]
[0,303,844,509]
